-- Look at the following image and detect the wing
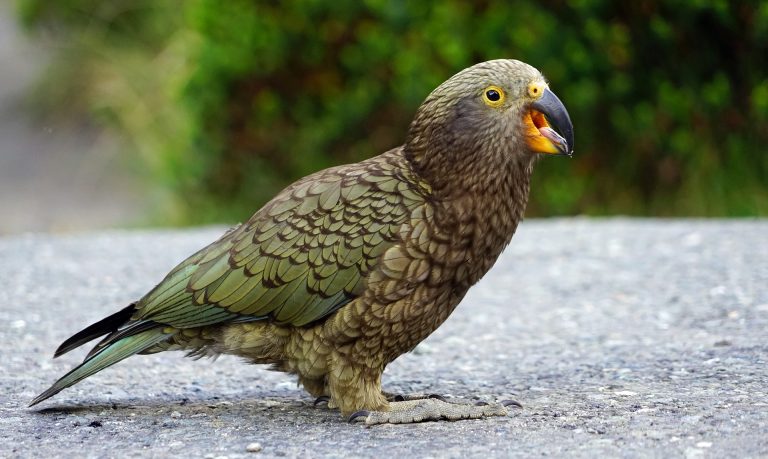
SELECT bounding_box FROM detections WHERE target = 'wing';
[134,151,427,328]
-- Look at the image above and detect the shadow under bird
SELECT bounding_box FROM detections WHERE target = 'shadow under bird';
[31,59,573,425]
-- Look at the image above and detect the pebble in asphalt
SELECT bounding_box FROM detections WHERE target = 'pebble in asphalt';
[1,219,766,458]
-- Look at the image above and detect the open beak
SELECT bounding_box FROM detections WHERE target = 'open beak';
[524,87,574,157]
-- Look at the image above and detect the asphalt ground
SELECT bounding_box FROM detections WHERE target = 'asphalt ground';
[1,219,766,458]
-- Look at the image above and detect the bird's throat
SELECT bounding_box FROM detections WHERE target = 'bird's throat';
[425,151,535,289]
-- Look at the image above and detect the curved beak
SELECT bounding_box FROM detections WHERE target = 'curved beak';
[528,87,574,157]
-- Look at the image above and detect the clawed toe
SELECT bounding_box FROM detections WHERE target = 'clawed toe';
[313,395,330,407]
[501,399,523,408]
[347,395,523,425]
[348,410,370,423]
[392,393,447,402]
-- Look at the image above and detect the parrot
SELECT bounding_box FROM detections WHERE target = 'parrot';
[30,59,573,425]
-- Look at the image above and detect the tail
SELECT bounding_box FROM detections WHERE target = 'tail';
[30,304,174,407]
[54,303,137,358]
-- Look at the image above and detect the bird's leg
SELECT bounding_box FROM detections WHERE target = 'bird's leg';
[327,360,389,417]
[327,354,521,424]
[349,397,522,425]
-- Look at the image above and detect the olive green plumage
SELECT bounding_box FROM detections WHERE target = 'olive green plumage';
[142,155,427,328]
[32,59,573,424]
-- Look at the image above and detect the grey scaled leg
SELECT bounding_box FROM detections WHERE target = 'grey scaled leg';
[349,397,522,425]
[382,392,448,402]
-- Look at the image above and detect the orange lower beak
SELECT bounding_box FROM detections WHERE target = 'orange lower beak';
[523,87,574,156]
[524,110,566,155]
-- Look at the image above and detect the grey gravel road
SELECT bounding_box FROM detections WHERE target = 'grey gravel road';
[1,219,766,458]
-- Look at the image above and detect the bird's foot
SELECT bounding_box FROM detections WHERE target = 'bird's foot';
[348,397,522,425]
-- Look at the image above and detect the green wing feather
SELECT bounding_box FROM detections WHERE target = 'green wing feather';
[136,152,426,328]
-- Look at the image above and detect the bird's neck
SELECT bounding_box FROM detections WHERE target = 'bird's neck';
[409,146,537,288]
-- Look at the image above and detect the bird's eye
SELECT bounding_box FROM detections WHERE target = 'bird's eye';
[482,85,505,107]
[528,82,547,99]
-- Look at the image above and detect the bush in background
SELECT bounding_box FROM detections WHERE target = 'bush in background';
[17,0,768,223]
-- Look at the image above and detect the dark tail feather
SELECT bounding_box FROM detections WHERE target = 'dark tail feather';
[84,320,159,360]
[54,303,137,358]
[30,327,173,407]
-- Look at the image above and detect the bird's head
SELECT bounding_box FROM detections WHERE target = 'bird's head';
[404,59,573,193]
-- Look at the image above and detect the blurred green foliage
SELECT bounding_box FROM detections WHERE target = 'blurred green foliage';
[17,0,768,223]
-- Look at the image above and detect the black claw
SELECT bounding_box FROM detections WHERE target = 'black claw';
[428,394,447,402]
[474,401,490,406]
[393,395,405,402]
[348,410,370,423]
[502,399,523,408]
[313,396,330,407]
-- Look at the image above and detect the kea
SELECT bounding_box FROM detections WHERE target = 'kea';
[31,59,573,425]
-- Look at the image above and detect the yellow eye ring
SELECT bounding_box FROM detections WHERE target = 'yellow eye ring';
[528,82,546,99]
[482,85,505,108]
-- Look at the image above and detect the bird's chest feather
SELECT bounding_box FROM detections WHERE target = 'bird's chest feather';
[423,194,521,288]
[331,194,520,362]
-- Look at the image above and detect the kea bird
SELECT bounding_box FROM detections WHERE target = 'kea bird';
[31,59,573,425]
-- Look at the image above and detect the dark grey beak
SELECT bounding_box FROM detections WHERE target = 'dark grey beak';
[531,87,574,156]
